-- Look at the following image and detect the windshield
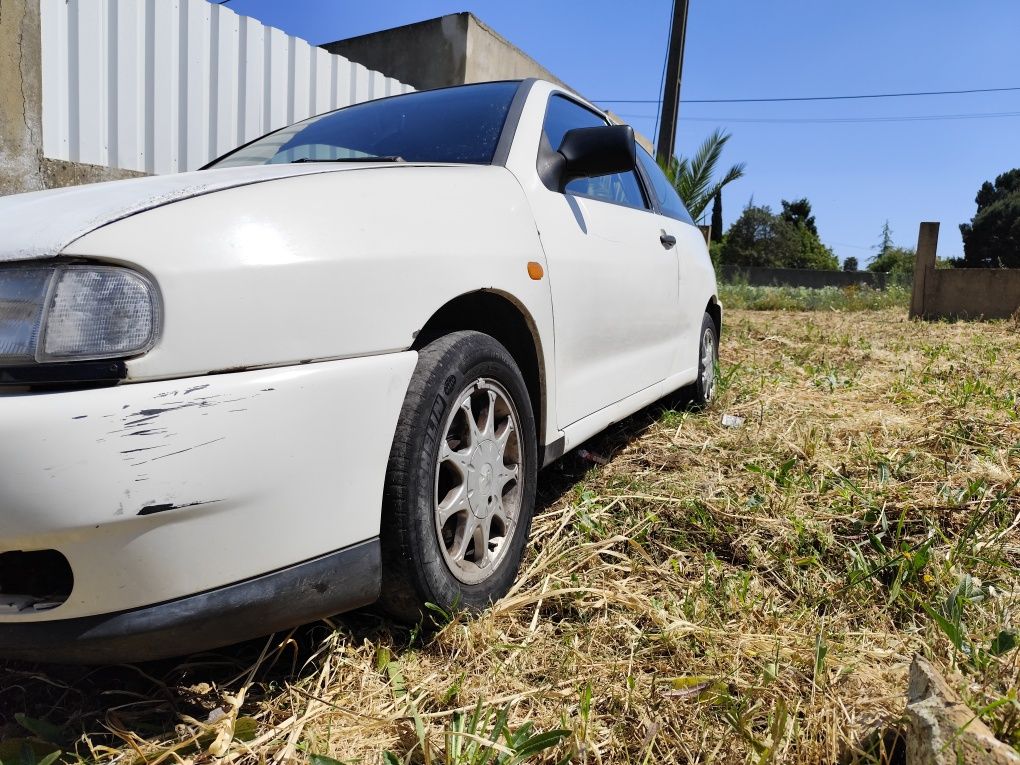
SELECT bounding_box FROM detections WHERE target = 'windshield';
[208,81,520,168]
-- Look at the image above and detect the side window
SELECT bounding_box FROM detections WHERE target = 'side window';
[636,147,694,225]
[542,95,648,211]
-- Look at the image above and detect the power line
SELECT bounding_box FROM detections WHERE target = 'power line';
[597,85,1020,105]
[615,110,1020,124]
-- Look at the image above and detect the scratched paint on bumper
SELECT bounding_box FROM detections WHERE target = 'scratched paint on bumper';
[0,351,417,622]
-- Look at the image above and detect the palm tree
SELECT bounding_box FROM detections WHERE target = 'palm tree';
[662,128,745,221]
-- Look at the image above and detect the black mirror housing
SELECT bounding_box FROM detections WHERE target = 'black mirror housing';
[556,125,637,189]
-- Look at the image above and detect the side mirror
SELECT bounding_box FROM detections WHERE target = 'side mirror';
[556,125,636,189]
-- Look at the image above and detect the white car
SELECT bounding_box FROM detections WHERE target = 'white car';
[0,79,720,662]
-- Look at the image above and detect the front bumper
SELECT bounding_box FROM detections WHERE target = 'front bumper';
[0,352,417,656]
[0,539,380,663]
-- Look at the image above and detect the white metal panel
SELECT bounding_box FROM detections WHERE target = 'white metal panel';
[39,0,68,161]
[238,15,264,148]
[313,48,333,116]
[210,4,239,160]
[291,37,311,123]
[352,62,370,105]
[181,0,211,171]
[113,0,144,170]
[265,27,288,134]
[369,70,386,102]
[150,0,181,174]
[72,0,107,166]
[40,0,414,174]
[335,56,353,109]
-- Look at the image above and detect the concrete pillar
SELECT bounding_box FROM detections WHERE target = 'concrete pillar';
[0,0,45,195]
[909,222,939,319]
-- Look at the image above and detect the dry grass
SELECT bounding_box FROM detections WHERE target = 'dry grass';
[3,309,1019,764]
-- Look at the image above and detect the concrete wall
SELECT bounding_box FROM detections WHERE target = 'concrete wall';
[323,12,572,93]
[719,265,892,289]
[463,15,570,89]
[1,0,46,195]
[911,222,1020,320]
[925,268,1020,319]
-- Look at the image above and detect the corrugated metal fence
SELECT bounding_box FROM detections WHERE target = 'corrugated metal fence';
[40,0,414,175]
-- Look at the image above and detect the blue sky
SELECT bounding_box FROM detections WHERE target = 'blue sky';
[211,0,1019,265]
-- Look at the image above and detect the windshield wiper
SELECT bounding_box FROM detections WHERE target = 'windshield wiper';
[289,155,405,164]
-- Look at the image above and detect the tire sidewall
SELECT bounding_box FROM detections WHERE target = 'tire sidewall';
[400,335,538,613]
[696,313,719,406]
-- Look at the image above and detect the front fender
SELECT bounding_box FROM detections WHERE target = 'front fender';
[62,165,554,387]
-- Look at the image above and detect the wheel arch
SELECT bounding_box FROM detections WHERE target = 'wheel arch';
[706,296,722,338]
[413,289,549,456]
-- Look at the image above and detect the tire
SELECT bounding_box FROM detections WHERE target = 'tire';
[690,312,719,407]
[379,331,538,624]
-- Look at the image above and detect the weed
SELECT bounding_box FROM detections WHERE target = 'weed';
[3,308,1018,763]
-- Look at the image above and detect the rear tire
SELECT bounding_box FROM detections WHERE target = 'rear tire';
[379,331,538,624]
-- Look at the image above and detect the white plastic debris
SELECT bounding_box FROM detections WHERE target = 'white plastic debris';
[721,414,745,429]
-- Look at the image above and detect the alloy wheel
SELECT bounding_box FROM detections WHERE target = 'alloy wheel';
[434,378,524,585]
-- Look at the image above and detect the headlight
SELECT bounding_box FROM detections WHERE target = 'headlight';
[0,264,160,364]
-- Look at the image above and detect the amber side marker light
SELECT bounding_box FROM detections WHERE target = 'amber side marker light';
[527,261,544,280]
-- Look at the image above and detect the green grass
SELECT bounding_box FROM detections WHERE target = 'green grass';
[2,308,1018,764]
[719,283,911,311]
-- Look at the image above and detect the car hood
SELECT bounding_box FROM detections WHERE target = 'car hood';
[0,162,407,262]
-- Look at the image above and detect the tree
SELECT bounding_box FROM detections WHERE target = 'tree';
[781,198,818,236]
[663,129,746,221]
[868,246,915,275]
[843,256,859,272]
[959,168,1020,267]
[867,222,915,275]
[719,205,802,267]
[780,197,837,269]
[878,220,893,255]
[710,191,724,244]
[720,203,838,270]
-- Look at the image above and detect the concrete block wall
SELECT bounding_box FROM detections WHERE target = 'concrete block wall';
[910,222,1020,320]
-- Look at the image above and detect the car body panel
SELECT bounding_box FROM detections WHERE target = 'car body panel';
[503,80,711,429]
[0,163,394,262]
[61,165,562,448]
[0,79,719,659]
[0,352,415,620]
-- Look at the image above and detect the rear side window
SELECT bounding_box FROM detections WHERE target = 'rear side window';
[636,147,694,225]
[542,95,648,212]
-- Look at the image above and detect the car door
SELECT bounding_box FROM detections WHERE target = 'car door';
[536,94,681,428]
[635,146,708,382]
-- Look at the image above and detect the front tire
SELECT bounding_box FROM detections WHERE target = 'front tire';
[380,331,538,623]
[691,312,719,407]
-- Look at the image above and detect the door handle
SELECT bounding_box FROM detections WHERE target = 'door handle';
[659,231,677,249]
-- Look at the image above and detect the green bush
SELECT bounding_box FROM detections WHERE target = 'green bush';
[718,283,911,311]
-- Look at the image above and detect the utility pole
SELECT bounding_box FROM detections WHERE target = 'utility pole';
[655,0,690,165]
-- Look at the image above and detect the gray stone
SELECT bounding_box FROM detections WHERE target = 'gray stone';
[906,655,1019,765]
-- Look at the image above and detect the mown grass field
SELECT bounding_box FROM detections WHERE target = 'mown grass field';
[2,306,1019,764]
